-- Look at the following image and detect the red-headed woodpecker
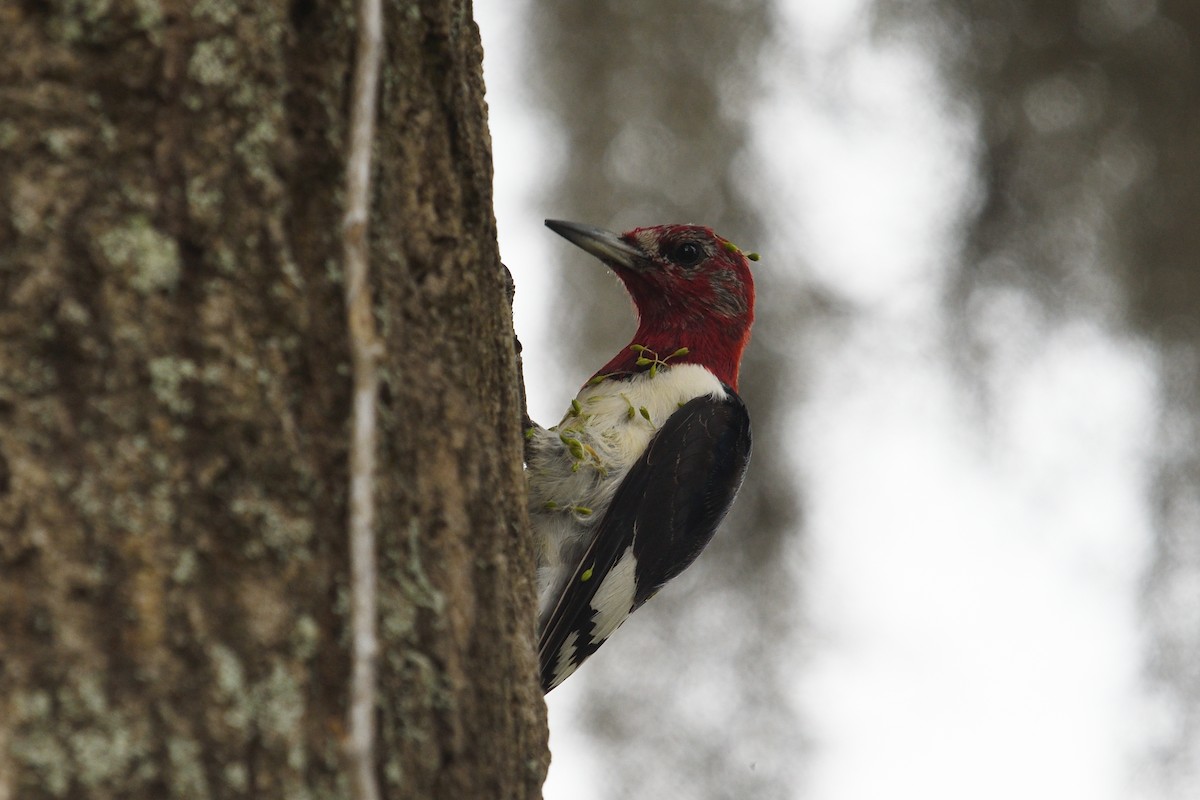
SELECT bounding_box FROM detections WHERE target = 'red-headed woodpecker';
[528,219,756,693]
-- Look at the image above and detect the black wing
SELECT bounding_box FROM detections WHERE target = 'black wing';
[538,389,752,692]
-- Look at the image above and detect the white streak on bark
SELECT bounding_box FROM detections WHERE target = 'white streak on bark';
[343,0,384,798]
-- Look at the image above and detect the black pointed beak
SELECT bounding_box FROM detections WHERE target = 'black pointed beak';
[545,219,646,271]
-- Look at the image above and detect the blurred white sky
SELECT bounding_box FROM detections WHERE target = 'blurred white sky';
[477,2,1163,798]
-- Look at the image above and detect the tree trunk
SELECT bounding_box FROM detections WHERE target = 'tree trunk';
[0,1,547,798]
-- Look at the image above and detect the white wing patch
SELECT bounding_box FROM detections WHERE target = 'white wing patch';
[552,630,581,688]
[588,544,638,644]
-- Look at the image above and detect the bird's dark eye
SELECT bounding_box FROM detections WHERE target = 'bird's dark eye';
[672,241,703,267]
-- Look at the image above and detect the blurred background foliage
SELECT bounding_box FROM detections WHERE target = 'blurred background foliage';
[497,0,1200,796]
[887,1,1200,790]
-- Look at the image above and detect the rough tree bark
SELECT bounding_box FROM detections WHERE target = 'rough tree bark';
[0,1,548,798]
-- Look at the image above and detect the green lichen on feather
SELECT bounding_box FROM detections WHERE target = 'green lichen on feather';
[721,239,761,261]
[628,343,689,380]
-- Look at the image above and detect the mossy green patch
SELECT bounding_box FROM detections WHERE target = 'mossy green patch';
[0,120,18,150]
[148,357,198,415]
[191,0,237,25]
[188,38,239,87]
[97,216,182,294]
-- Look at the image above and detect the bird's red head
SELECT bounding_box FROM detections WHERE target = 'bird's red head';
[546,220,756,390]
